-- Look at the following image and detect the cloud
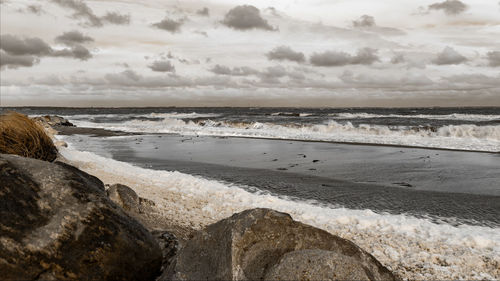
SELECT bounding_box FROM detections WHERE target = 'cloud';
[310,48,379,67]
[486,51,500,67]
[353,15,375,27]
[428,0,468,15]
[51,0,130,27]
[391,54,406,64]
[101,12,130,25]
[266,46,305,63]
[432,46,467,65]
[210,64,259,76]
[0,50,38,68]
[104,70,192,88]
[24,5,44,15]
[152,17,184,33]
[196,7,209,16]
[55,31,94,46]
[222,5,275,31]
[0,34,52,56]
[148,60,175,72]
[0,34,92,69]
[51,0,102,27]
[51,45,92,60]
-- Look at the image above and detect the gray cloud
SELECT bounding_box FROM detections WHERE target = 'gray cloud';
[55,31,94,46]
[0,34,52,56]
[432,46,467,65]
[428,0,468,15]
[266,46,305,63]
[196,7,209,16]
[152,17,184,33]
[486,51,500,67]
[51,0,130,27]
[0,50,38,68]
[148,60,175,72]
[104,70,192,88]
[51,0,102,27]
[101,12,130,25]
[353,15,375,27]
[52,45,92,60]
[310,48,379,67]
[210,64,259,76]
[391,54,406,64]
[0,34,92,69]
[222,5,275,31]
[24,5,44,15]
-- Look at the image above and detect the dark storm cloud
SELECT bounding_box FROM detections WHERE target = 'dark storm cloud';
[210,64,259,76]
[310,48,379,67]
[0,34,92,69]
[222,5,276,31]
[152,17,184,33]
[266,46,305,63]
[148,60,176,72]
[428,0,468,15]
[196,7,209,16]
[486,51,500,67]
[353,15,375,27]
[101,12,131,25]
[432,47,467,65]
[55,31,94,46]
[51,0,130,27]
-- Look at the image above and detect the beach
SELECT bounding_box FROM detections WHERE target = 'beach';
[2,106,499,279]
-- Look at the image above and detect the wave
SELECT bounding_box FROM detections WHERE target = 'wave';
[69,117,500,152]
[329,112,500,122]
[58,144,500,280]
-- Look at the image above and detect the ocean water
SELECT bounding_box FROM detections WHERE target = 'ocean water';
[3,106,500,279]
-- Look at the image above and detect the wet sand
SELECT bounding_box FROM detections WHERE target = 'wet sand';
[62,133,500,227]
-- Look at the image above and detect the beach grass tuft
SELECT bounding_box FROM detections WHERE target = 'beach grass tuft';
[0,112,58,161]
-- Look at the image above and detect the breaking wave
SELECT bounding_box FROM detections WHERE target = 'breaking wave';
[69,116,500,152]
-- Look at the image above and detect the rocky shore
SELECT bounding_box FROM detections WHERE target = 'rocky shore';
[0,115,400,280]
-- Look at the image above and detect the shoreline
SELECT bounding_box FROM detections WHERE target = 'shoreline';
[55,125,499,154]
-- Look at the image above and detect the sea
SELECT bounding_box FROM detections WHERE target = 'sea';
[3,106,500,280]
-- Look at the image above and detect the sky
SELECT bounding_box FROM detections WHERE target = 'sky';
[0,0,499,107]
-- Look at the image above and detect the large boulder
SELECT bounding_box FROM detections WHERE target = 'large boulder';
[0,154,162,281]
[33,115,74,127]
[163,208,397,281]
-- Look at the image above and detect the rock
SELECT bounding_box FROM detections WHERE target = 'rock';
[107,184,158,216]
[54,140,68,148]
[265,249,372,281]
[107,183,141,213]
[152,230,180,275]
[163,208,397,281]
[33,115,74,127]
[0,154,162,281]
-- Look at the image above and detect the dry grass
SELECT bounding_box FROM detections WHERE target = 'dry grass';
[0,112,57,161]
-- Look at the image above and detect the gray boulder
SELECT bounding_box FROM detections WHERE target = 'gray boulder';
[265,249,372,281]
[163,208,397,281]
[0,154,162,281]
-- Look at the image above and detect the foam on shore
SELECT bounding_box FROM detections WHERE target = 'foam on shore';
[58,144,500,280]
